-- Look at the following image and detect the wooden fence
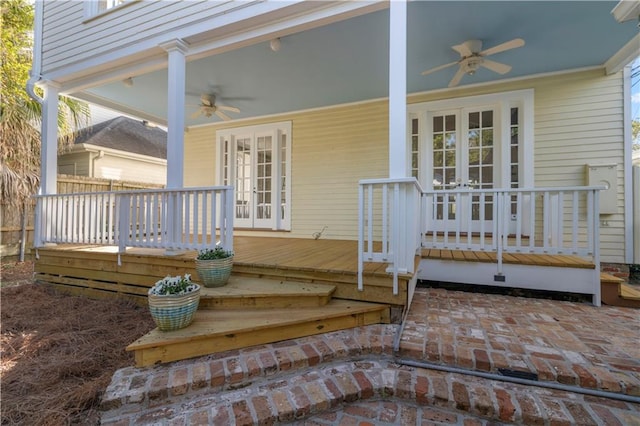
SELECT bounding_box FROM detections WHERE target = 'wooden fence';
[1,175,164,259]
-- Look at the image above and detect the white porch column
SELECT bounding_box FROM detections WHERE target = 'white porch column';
[388,0,408,178]
[161,39,188,189]
[40,82,60,194]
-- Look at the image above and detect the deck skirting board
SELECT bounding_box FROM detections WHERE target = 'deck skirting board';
[418,259,600,301]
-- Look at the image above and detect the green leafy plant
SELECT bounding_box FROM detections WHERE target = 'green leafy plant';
[196,247,234,260]
[149,274,198,296]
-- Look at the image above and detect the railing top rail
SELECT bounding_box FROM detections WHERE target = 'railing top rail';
[359,177,424,193]
[423,185,606,194]
[32,185,234,199]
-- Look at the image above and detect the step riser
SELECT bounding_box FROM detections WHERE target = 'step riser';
[601,282,640,308]
[199,295,332,310]
[232,268,408,306]
[132,309,389,367]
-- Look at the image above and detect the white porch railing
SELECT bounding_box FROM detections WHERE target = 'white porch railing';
[422,186,601,275]
[34,186,234,254]
[358,178,424,295]
[358,180,602,293]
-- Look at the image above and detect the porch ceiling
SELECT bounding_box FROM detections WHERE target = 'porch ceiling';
[74,1,638,127]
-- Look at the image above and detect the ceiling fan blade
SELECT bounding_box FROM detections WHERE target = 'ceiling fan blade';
[421,61,458,76]
[480,38,525,56]
[452,42,473,57]
[189,110,202,119]
[481,59,512,75]
[448,67,466,88]
[217,105,240,113]
[216,110,232,121]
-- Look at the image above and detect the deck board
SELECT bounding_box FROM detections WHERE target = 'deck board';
[34,236,410,306]
[421,248,594,269]
[127,299,390,366]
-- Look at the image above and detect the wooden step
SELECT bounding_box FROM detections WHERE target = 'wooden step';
[127,299,390,367]
[198,276,335,309]
[600,273,640,308]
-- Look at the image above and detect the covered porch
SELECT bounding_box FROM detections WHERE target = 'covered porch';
[29,0,640,365]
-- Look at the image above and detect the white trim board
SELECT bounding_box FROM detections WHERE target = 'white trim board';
[418,258,601,306]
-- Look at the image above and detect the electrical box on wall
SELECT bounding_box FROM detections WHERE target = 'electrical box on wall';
[586,164,618,214]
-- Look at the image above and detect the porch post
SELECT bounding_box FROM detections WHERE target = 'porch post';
[161,39,188,252]
[388,0,408,178]
[161,39,188,189]
[40,82,60,194]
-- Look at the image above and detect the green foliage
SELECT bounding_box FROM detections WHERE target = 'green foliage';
[196,247,234,260]
[632,119,639,150]
[0,0,90,206]
[149,274,198,296]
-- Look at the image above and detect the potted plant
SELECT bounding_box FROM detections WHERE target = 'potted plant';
[195,246,234,287]
[148,274,200,331]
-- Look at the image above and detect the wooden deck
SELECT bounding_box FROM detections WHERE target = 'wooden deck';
[421,248,595,269]
[34,236,409,306]
[35,237,398,366]
[127,299,389,366]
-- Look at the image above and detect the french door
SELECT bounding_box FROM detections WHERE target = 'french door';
[233,132,275,228]
[428,108,497,233]
[218,122,291,230]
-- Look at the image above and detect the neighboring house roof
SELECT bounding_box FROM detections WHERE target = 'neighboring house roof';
[73,116,167,159]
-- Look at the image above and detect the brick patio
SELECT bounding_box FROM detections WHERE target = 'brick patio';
[100,287,640,425]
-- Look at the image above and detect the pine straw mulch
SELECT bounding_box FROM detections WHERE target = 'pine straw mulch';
[1,264,155,425]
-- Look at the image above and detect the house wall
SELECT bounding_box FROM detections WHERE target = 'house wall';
[184,68,626,263]
[59,150,166,185]
[185,102,389,240]
[40,1,357,77]
[94,154,166,185]
[58,152,91,176]
[40,2,251,72]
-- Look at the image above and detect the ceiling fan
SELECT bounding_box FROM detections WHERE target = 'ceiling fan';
[421,38,525,88]
[189,94,240,121]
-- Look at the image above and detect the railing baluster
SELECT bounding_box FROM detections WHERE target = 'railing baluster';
[572,190,578,253]
[382,184,388,258]
[586,190,594,253]
[529,191,535,251]
[214,193,219,245]
[543,191,550,251]
[557,191,564,253]
[431,194,437,246]
[515,192,522,248]
[358,184,364,291]
[443,193,449,247]
[367,184,373,257]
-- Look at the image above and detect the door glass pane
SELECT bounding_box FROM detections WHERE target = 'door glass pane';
[281,134,287,221]
[468,110,494,218]
[467,110,494,190]
[235,138,251,219]
[510,108,520,217]
[256,136,272,220]
[411,118,419,179]
[222,138,230,185]
[432,114,456,191]
[432,114,457,222]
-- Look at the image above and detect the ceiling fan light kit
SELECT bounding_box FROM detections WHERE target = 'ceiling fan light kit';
[421,38,525,87]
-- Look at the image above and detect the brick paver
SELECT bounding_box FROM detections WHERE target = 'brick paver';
[401,288,640,395]
[101,288,640,425]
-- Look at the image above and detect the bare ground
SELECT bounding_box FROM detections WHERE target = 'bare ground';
[1,260,155,425]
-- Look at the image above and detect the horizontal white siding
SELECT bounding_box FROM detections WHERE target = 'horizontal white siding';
[185,102,389,240]
[58,152,91,176]
[185,69,627,262]
[40,1,327,76]
[533,72,625,263]
[94,155,166,185]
